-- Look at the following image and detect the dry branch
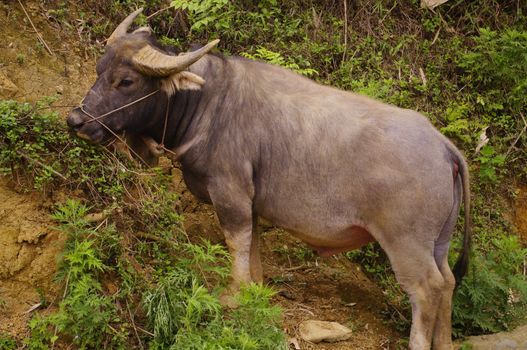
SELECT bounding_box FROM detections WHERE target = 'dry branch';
[17,0,54,56]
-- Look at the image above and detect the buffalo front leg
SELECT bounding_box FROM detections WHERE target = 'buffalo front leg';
[208,182,255,306]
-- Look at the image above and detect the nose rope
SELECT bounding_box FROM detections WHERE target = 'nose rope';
[77,89,160,167]
[80,89,160,124]
[77,88,181,163]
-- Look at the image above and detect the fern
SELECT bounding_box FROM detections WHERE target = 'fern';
[241,47,318,77]
[171,0,233,32]
[452,235,527,335]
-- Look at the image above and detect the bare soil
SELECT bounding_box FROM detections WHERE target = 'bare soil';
[0,177,63,339]
[514,187,527,244]
[0,0,94,341]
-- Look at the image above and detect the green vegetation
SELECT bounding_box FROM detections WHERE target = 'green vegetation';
[0,99,134,201]
[145,0,519,338]
[0,334,16,350]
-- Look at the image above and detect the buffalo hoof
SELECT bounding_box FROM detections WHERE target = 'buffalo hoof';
[219,291,239,309]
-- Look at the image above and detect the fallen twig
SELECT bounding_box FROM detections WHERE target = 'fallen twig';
[342,0,348,63]
[127,300,144,350]
[17,0,54,56]
[284,264,309,272]
[431,26,441,45]
[136,326,155,337]
[16,150,68,181]
[23,302,42,314]
[505,112,527,159]
[146,6,172,20]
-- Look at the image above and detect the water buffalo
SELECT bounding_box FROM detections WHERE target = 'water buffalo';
[67,8,471,349]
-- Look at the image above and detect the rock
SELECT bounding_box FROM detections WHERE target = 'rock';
[457,325,527,350]
[299,320,352,343]
[421,0,449,9]
[0,70,18,98]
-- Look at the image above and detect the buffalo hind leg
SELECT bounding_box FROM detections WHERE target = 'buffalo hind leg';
[432,175,461,350]
[386,239,446,349]
[431,252,455,350]
[250,216,263,283]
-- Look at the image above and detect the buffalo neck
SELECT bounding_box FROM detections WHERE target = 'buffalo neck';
[152,54,229,166]
[142,81,203,151]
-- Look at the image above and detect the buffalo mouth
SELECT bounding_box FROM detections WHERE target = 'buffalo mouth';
[66,108,115,145]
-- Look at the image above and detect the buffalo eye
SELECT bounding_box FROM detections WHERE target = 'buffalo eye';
[118,78,134,88]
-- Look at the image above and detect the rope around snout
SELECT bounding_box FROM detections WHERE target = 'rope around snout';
[77,89,181,165]
[80,89,160,124]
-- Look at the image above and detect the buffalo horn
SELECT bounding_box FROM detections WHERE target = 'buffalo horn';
[107,8,143,46]
[132,39,220,77]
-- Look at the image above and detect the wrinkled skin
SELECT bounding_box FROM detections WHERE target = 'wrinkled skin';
[67,28,471,350]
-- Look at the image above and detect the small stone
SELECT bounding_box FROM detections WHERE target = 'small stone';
[496,339,517,350]
[420,0,449,9]
[299,320,352,343]
[278,289,295,300]
[460,325,527,350]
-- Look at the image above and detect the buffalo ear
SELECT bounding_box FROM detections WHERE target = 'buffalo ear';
[161,71,205,96]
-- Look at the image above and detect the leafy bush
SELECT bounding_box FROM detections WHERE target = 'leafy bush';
[457,29,527,179]
[459,29,527,117]
[0,99,134,201]
[143,241,285,349]
[145,280,286,350]
[171,0,233,32]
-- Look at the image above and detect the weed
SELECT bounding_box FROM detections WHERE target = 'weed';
[15,53,25,64]
[28,200,126,349]
[452,234,527,335]
[0,334,16,350]
[272,243,316,263]
[171,0,233,32]
[475,145,506,183]
[145,280,286,350]
[0,99,135,201]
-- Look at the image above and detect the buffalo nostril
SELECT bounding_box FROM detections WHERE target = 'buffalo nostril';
[67,110,85,131]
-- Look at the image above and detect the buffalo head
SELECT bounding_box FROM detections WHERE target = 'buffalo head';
[67,8,218,154]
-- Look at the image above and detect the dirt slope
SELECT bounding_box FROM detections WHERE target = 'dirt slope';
[0,178,64,338]
[0,1,93,341]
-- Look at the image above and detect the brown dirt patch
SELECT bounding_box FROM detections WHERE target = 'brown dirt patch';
[0,177,64,340]
[0,1,95,105]
[263,230,403,350]
[513,186,527,243]
[0,1,94,340]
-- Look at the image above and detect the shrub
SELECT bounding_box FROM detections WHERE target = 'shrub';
[0,334,16,350]
[0,99,134,202]
[452,234,527,336]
